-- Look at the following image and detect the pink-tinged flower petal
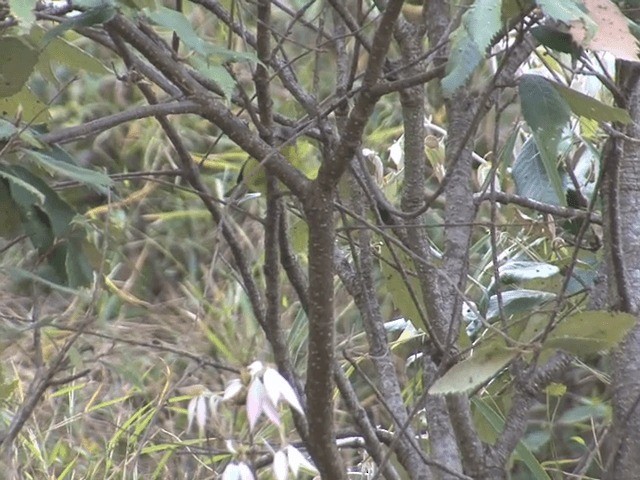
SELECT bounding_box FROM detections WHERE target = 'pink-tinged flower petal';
[263,368,304,414]
[187,397,197,432]
[248,361,264,377]
[286,445,318,475]
[262,368,283,406]
[272,450,288,480]
[196,396,208,433]
[224,378,243,401]
[237,462,255,480]
[225,439,237,453]
[261,394,281,427]
[246,378,265,430]
[222,463,241,480]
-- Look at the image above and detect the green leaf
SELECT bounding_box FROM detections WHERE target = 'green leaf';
[7,267,84,296]
[189,57,236,99]
[30,25,108,77]
[0,37,39,97]
[65,237,94,287]
[0,379,19,402]
[22,205,54,250]
[558,403,610,423]
[43,5,117,44]
[542,311,637,356]
[379,244,428,332]
[512,137,561,205]
[429,340,517,394]
[519,74,571,142]
[442,26,483,96]
[0,179,23,238]
[117,0,156,9]
[519,74,571,206]
[0,165,45,205]
[465,0,502,52]
[501,0,535,22]
[8,0,36,26]
[145,6,207,55]
[145,7,258,63]
[486,290,556,321]
[473,398,552,480]
[0,118,18,140]
[0,86,50,123]
[552,82,632,124]
[22,148,113,189]
[499,261,560,283]
[536,0,587,23]
[0,164,76,237]
[531,26,581,57]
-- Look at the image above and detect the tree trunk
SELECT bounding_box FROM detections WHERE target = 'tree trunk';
[604,61,640,479]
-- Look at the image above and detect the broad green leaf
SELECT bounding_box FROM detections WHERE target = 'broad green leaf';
[22,148,113,189]
[75,0,113,7]
[117,0,156,9]
[519,74,571,206]
[379,244,428,332]
[519,74,571,145]
[0,379,19,401]
[8,0,36,26]
[558,403,610,423]
[486,290,556,321]
[7,267,83,295]
[442,26,483,96]
[65,237,94,287]
[465,0,502,52]
[0,165,45,205]
[290,218,309,254]
[429,340,517,394]
[531,26,581,57]
[0,179,23,238]
[537,0,587,23]
[518,313,550,343]
[473,398,552,480]
[145,7,257,63]
[0,37,39,97]
[190,57,236,99]
[0,86,50,123]
[552,82,632,123]
[501,0,535,22]
[43,4,117,44]
[499,261,560,283]
[22,205,54,250]
[0,118,18,140]
[30,25,108,77]
[542,311,637,356]
[0,164,75,237]
[145,7,208,55]
[512,137,561,205]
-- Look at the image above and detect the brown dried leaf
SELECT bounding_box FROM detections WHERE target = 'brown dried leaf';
[570,0,639,62]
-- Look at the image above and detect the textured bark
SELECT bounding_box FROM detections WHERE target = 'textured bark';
[304,184,347,480]
[605,61,640,480]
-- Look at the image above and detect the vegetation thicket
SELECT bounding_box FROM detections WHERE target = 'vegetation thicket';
[3,1,640,479]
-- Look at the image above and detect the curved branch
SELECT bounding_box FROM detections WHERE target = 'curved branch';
[39,100,202,145]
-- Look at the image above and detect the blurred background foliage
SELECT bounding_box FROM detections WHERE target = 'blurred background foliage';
[0,0,635,478]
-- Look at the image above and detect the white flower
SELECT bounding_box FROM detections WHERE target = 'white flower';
[262,368,304,415]
[187,395,209,435]
[243,364,305,430]
[271,445,319,478]
[222,462,255,480]
[224,378,244,401]
[246,377,281,430]
[272,450,288,480]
